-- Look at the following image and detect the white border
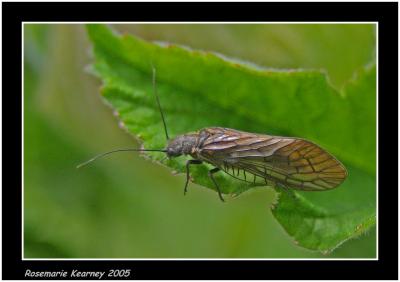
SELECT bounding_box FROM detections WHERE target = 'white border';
[21,21,378,261]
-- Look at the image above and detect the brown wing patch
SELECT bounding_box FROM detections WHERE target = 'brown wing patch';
[233,140,346,191]
[197,128,347,191]
[272,138,347,190]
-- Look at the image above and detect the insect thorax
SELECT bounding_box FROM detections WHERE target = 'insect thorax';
[166,133,202,157]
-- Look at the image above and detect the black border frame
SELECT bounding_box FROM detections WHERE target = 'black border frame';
[3,2,398,280]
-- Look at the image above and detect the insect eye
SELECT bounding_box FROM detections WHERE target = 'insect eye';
[166,148,174,156]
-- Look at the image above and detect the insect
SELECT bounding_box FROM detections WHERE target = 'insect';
[78,67,348,202]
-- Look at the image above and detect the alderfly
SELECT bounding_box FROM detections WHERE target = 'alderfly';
[78,67,348,202]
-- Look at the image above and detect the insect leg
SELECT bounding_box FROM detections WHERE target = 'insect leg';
[208,167,225,202]
[184,159,203,196]
[276,182,297,201]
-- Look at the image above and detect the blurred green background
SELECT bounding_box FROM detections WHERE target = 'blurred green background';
[24,24,376,258]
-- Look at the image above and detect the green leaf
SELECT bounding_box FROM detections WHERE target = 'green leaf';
[86,24,376,253]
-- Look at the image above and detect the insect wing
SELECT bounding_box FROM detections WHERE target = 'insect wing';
[199,128,347,191]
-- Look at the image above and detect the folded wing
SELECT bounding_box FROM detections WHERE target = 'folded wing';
[200,128,347,191]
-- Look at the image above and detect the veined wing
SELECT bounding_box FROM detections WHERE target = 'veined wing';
[199,127,347,191]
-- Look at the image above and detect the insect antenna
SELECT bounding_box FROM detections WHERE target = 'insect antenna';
[152,66,170,141]
[76,148,167,169]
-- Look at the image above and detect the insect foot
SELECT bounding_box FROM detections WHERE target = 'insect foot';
[208,167,225,202]
[183,159,202,196]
